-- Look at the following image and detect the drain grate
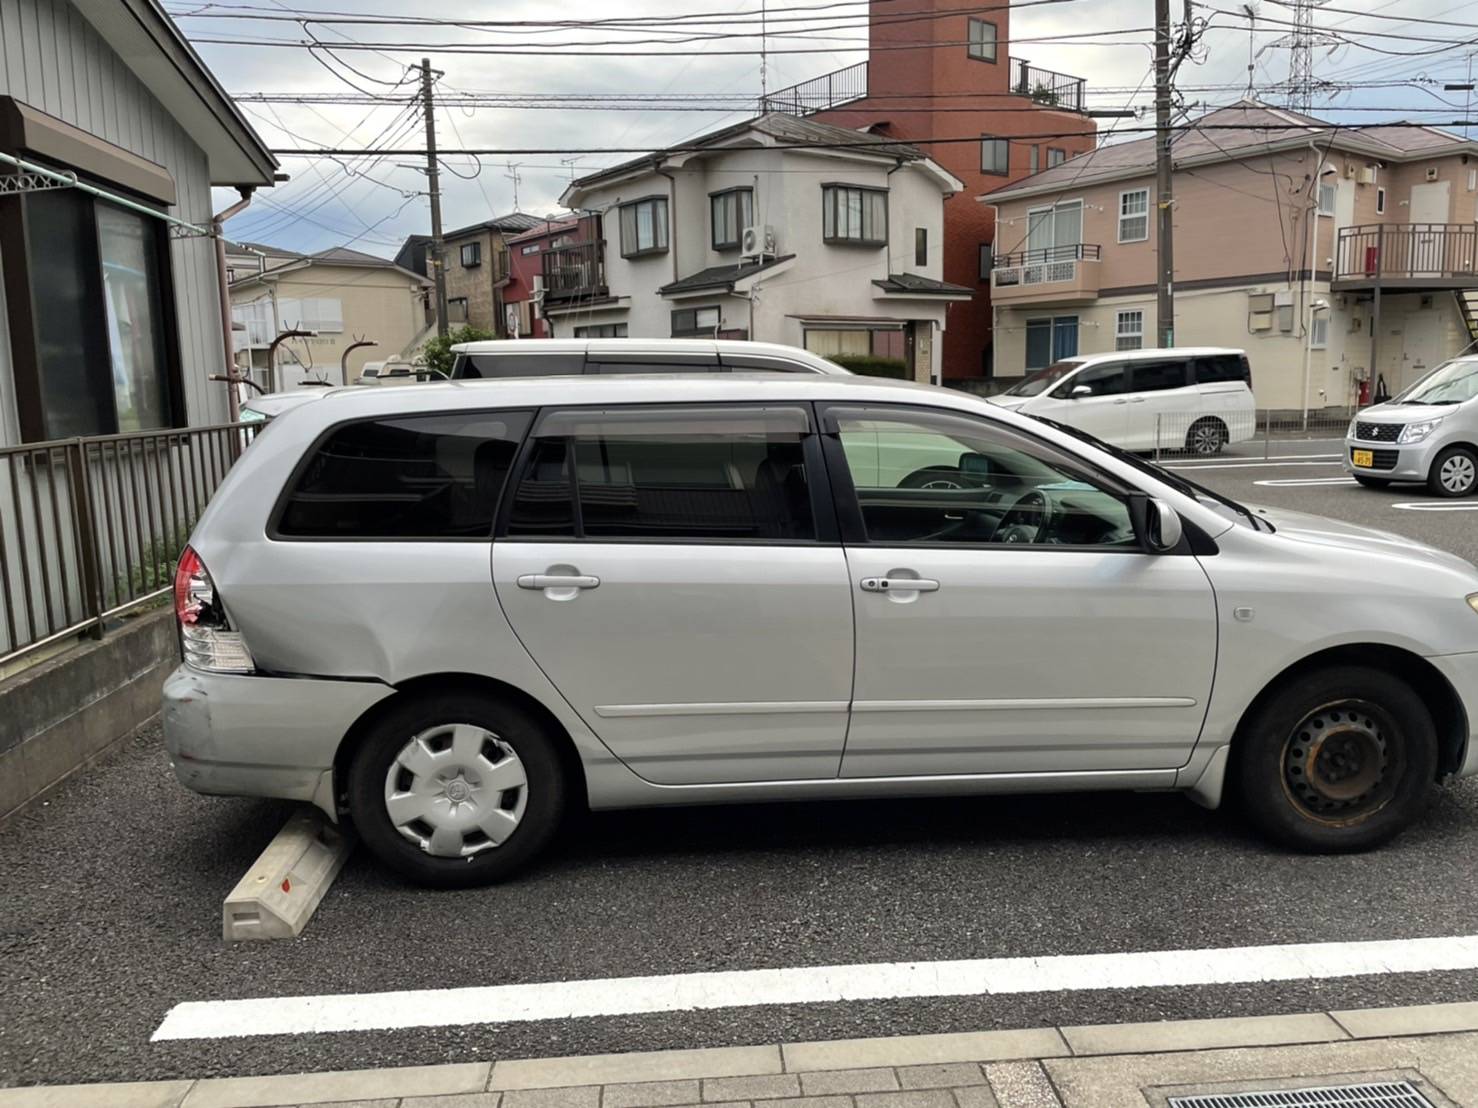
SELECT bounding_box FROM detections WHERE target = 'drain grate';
[1167,1082,1435,1108]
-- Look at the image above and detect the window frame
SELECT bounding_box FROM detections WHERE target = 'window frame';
[1047,147,1067,168]
[915,227,928,267]
[816,401,1148,554]
[1310,314,1329,349]
[670,305,723,337]
[460,241,482,268]
[979,242,993,282]
[1376,187,1386,214]
[980,135,1010,176]
[493,401,838,546]
[821,183,889,246]
[1317,182,1336,217]
[967,17,998,62]
[618,195,671,258]
[267,408,536,543]
[1118,188,1150,243]
[1114,309,1144,350]
[709,186,755,251]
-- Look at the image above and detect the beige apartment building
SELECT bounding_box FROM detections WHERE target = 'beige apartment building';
[983,101,1478,411]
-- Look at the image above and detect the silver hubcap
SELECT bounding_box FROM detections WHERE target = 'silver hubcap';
[384,723,528,858]
[1440,455,1476,493]
[1189,424,1222,454]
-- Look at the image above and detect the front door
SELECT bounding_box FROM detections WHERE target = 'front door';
[823,402,1217,778]
[1030,359,1130,446]
[493,403,854,785]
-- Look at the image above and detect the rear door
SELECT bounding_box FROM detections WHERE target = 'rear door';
[492,402,855,785]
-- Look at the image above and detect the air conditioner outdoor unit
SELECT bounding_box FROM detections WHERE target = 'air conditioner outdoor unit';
[1356,167,1376,185]
[740,225,777,261]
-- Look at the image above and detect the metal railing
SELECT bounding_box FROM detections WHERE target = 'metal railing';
[1334,224,1478,284]
[541,242,607,300]
[761,61,869,115]
[991,244,1101,291]
[1148,409,1353,462]
[0,423,260,667]
[1010,58,1087,113]
[993,243,1102,268]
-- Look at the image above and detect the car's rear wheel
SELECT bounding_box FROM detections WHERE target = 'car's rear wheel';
[1427,445,1478,498]
[1353,474,1391,489]
[1185,417,1228,456]
[348,690,567,887]
[1233,665,1436,853]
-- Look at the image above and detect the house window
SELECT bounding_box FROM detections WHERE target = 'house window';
[981,136,1009,176]
[710,187,755,251]
[619,196,670,257]
[460,242,482,268]
[1047,148,1067,168]
[448,297,469,323]
[276,297,344,334]
[822,184,887,245]
[574,323,629,337]
[671,306,721,337]
[520,243,541,255]
[1,188,181,440]
[1115,310,1144,351]
[1025,316,1078,369]
[1026,200,1083,259]
[979,243,993,281]
[1317,182,1336,216]
[1029,146,1040,174]
[1376,187,1386,214]
[1118,189,1149,242]
[1310,315,1329,349]
[915,228,928,267]
[968,18,998,61]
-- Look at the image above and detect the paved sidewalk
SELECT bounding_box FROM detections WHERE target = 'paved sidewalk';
[4,1002,1478,1108]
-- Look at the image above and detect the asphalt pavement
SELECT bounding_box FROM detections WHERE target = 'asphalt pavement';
[3,453,1478,1089]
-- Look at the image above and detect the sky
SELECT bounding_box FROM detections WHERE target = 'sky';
[183,0,1478,259]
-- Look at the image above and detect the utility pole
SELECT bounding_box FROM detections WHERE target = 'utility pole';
[1154,0,1175,348]
[421,57,449,338]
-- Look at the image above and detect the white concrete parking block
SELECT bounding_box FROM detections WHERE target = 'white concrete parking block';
[150,934,1478,1042]
[222,808,354,942]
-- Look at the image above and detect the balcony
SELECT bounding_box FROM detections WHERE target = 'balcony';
[1010,59,1086,114]
[541,242,607,303]
[1334,224,1478,290]
[991,244,1101,305]
[761,61,868,116]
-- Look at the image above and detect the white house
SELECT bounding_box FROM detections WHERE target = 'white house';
[547,114,971,383]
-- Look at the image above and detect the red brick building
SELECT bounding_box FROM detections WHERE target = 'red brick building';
[777,0,1097,385]
[503,216,600,339]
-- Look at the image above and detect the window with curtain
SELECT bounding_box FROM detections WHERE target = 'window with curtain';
[1026,200,1083,260]
[710,188,754,250]
[821,185,887,245]
[619,197,669,257]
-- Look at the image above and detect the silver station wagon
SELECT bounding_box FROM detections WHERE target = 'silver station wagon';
[165,372,1478,886]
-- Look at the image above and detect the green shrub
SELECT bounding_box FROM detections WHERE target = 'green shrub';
[421,324,496,378]
[828,354,910,379]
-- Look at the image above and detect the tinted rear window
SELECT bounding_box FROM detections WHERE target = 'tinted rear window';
[276,411,532,539]
[1196,354,1250,385]
[452,353,584,378]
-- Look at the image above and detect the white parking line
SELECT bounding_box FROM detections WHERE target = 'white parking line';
[151,933,1478,1041]
[1178,453,1342,465]
[1253,477,1359,488]
[1391,501,1478,512]
[1166,460,1343,471]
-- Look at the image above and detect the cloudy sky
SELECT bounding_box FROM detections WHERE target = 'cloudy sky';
[182,0,1477,257]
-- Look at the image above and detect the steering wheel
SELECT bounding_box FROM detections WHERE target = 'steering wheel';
[990,489,1053,544]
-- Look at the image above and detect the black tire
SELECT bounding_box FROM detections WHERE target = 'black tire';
[898,465,972,490]
[1426,445,1478,498]
[347,690,567,888]
[1232,665,1436,853]
[1185,417,1228,456]
[1353,475,1391,489]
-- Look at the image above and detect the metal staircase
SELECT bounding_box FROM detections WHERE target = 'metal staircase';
[1458,289,1478,355]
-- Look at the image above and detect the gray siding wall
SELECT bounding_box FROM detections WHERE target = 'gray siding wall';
[0,0,228,446]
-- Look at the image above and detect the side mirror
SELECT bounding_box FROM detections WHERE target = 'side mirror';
[1127,493,1184,553]
[1070,384,1092,398]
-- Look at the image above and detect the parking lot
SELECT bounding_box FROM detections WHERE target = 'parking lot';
[3,442,1478,1090]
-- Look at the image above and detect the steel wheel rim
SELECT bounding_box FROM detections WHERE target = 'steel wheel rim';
[384,723,529,858]
[1440,454,1475,493]
[1189,423,1222,455]
[1280,700,1400,824]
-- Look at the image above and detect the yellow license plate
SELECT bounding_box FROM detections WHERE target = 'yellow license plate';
[1352,449,1374,467]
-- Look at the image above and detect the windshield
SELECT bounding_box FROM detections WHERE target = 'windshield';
[1032,416,1271,531]
[1391,358,1478,405]
[1004,360,1083,397]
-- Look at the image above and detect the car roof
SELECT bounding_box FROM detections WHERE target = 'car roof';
[1063,347,1246,368]
[449,338,844,364]
[242,389,332,417]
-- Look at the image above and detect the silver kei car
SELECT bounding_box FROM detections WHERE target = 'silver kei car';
[165,371,1478,887]
[1345,356,1478,497]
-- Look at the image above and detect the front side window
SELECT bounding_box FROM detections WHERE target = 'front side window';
[671,306,722,337]
[461,242,482,267]
[505,406,817,542]
[1058,361,1128,397]
[1115,310,1144,350]
[822,185,887,245]
[967,17,997,61]
[1118,189,1150,242]
[981,136,1009,176]
[619,196,670,257]
[828,406,1134,548]
[710,188,754,251]
[276,411,533,539]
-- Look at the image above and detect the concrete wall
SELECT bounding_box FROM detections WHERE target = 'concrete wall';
[0,0,229,443]
[0,608,176,821]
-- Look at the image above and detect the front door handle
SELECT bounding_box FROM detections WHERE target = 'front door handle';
[860,576,940,594]
[517,574,600,590]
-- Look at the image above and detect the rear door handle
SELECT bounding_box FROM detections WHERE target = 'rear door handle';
[1113,398,1129,405]
[517,574,600,590]
[860,577,940,594]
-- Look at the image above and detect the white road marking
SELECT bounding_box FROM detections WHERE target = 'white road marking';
[1166,460,1343,471]
[1174,453,1342,466]
[152,934,1478,1041]
[1391,501,1478,512]
[1254,477,1359,488]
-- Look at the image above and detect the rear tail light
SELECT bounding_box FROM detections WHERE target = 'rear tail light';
[174,546,255,674]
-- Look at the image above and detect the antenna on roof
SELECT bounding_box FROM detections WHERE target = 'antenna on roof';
[760,0,769,102]
[505,162,522,212]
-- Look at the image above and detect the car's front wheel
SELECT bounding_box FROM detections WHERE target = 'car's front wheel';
[1428,445,1478,498]
[348,690,567,887]
[1233,665,1436,853]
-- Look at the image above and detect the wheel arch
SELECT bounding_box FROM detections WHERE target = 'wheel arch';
[331,673,590,815]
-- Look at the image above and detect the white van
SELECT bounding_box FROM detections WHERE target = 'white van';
[990,348,1256,455]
